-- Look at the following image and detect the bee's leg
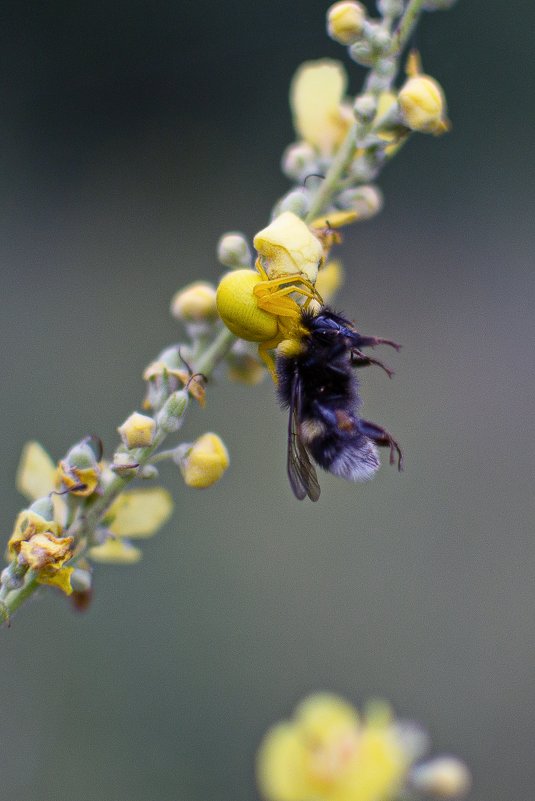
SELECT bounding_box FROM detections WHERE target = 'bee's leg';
[357,419,403,470]
[353,335,401,352]
[350,349,394,378]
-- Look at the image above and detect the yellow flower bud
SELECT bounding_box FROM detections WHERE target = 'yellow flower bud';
[170,281,218,322]
[18,531,74,571]
[327,1,366,45]
[180,432,229,489]
[217,269,279,342]
[410,757,471,798]
[254,212,323,284]
[118,412,156,448]
[398,74,450,135]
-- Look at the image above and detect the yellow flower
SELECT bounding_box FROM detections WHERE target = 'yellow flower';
[18,531,74,571]
[327,1,366,45]
[37,565,74,595]
[16,441,57,501]
[257,694,409,801]
[170,281,218,322]
[58,461,100,497]
[398,54,450,136]
[105,487,173,538]
[179,432,230,489]
[118,412,156,449]
[8,509,62,559]
[88,538,142,564]
[290,61,353,156]
[254,212,324,285]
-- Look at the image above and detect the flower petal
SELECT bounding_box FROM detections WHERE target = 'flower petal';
[290,60,350,155]
[106,488,173,537]
[16,442,57,501]
[88,538,143,564]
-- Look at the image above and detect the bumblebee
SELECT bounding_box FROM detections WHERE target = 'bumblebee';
[276,307,403,501]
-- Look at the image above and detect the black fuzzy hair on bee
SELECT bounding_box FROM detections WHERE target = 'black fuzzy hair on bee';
[276,306,402,501]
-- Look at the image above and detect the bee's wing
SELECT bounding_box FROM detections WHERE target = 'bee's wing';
[287,375,321,502]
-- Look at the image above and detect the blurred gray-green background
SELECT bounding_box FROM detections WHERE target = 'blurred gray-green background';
[1,1,534,799]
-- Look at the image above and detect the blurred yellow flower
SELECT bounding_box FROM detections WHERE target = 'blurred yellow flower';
[16,441,57,502]
[170,281,218,322]
[290,61,353,156]
[88,538,142,564]
[105,487,173,538]
[257,694,408,801]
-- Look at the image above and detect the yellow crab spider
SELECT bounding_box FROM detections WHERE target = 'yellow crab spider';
[216,212,328,380]
[216,266,323,381]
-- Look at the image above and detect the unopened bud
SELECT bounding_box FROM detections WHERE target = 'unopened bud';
[327,1,366,45]
[178,432,230,489]
[362,20,391,52]
[60,440,100,497]
[171,281,218,323]
[281,142,318,181]
[156,390,189,433]
[140,464,159,480]
[337,184,383,219]
[70,567,92,594]
[410,757,471,798]
[349,39,374,66]
[353,93,377,122]
[29,496,55,521]
[217,233,252,269]
[1,563,26,591]
[398,74,450,135]
[377,0,404,16]
[272,189,310,219]
[118,412,156,449]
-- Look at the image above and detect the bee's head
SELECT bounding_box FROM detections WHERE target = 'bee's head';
[305,308,357,345]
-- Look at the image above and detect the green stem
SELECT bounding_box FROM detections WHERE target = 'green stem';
[194,325,236,377]
[3,572,38,621]
[2,325,237,624]
[390,0,426,55]
[305,123,359,223]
